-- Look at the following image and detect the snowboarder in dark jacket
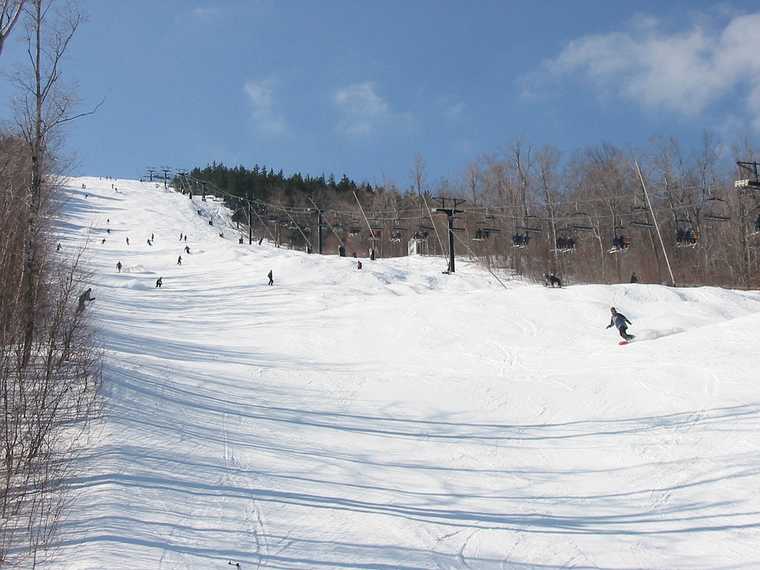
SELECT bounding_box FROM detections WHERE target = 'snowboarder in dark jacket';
[116,261,122,272]
[77,288,95,313]
[267,270,273,286]
[156,277,163,288]
[606,307,633,341]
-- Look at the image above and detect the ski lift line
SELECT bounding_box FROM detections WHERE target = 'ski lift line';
[421,194,447,259]
[352,191,378,242]
[307,196,346,249]
[636,160,676,287]
[450,230,509,290]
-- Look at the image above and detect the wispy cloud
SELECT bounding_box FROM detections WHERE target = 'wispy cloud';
[243,79,288,136]
[191,7,220,19]
[333,81,393,137]
[524,12,760,129]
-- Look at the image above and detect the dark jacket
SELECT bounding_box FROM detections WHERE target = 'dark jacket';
[608,312,631,329]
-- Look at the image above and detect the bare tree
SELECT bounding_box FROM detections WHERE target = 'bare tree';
[0,0,24,56]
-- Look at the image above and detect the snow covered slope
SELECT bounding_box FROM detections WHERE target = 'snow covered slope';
[50,177,760,569]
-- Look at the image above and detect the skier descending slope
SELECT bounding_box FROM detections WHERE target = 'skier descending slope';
[607,306,634,342]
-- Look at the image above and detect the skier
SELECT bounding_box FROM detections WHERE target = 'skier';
[357,260,363,270]
[56,243,62,252]
[151,233,155,241]
[116,261,122,273]
[76,288,95,313]
[107,228,111,234]
[184,245,190,254]
[179,233,183,241]
[126,237,130,246]
[177,255,182,265]
[101,238,106,244]
[606,307,634,341]
[155,277,163,288]
[147,239,152,246]
[184,235,188,243]
[267,270,273,286]
[630,272,639,284]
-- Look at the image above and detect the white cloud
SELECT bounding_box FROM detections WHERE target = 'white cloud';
[532,12,760,129]
[243,79,287,136]
[334,82,391,136]
[191,7,220,19]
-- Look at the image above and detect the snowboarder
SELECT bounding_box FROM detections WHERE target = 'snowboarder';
[151,233,155,241]
[56,243,62,252]
[184,235,188,243]
[147,239,152,246]
[544,272,562,288]
[177,255,182,265]
[369,248,375,261]
[76,288,95,313]
[107,228,111,234]
[126,237,130,246]
[179,233,183,241]
[116,261,122,272]
[184,245,190,254]
[107,218,110,224]
[101,238,106,244]
[267,270,273,286]
[606,307,634,341]
[357,260,363,270]
[155,277,163,288]
[630,272,639,284]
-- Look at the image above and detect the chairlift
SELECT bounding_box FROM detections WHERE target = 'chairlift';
[553,227,576,253]
[518,214,542,234]
[608,226,630,254]
[512,233,530,248]
[735,161,760,190]
[568,211,594,232]
[630,206,655,229]
[675,218,698,248]
[702,196,731,223]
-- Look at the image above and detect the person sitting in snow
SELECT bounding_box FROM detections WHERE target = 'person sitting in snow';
[606,307,634,341]
[155,277,163,288]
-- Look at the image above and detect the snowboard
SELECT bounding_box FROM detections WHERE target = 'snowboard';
[618,335,636,345]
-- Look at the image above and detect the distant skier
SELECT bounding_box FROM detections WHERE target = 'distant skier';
[76,288,95,313]
[184,235,188,243]
[357,260,363,270]
[177,255,182,265]
[126,237,130,246]
[56,243,62,252]
[151,233,155,241]
[179,233,183,241]
[107,218,110,224]
[239,236,244,244]
[258,237,263,246]
[107,228,111,234]
[630,272,639,284]
[101,238,106,244]
[544,272,562,288]
[369,248,375,261]
[155,277,163,288]
[267,270,273,286]
[606,307,634,341]
[147,239,152,246]
[184,245,190,254]
[116,261,122,272]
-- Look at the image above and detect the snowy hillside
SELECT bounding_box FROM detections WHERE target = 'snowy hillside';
[50,177,760,569]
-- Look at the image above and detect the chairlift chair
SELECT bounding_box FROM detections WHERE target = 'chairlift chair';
[702,196,731,223]
[735,161,760,191]
[675,218,698,248]
[608,226,630,254]
[512,233,530,248]
[568,211,594,232]
[518,214,542,234]
[553,227,576,253]
[630,206,655,229]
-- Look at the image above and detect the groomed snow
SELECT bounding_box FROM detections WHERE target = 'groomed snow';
[49,177,760,569]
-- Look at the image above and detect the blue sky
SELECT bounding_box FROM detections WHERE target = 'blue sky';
[1,0,759,187]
